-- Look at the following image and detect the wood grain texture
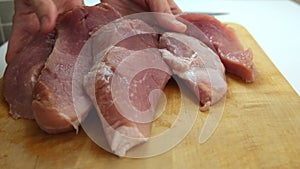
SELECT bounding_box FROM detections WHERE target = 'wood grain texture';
[0,23,299,169]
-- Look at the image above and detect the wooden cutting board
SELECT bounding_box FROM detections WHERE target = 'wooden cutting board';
[1,23,299,169]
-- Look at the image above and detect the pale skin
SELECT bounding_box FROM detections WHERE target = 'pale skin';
[6,0,186,63]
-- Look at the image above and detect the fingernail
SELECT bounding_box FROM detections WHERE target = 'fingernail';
[40,16,50,32]
[172,20,187,32]
[41,16,49,26]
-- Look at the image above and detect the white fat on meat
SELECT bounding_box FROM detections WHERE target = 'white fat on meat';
[102,119,148,157]
[159,32,227,109]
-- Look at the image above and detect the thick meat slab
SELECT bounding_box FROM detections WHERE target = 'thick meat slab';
[180,14,257,82]
[32,4,121,134]
[159,32,227,111]
[84,19,170,156]
[3,32,55,119]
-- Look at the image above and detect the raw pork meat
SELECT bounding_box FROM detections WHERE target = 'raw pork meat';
[84,19,170,156]
[159,32,227,111]
[3,32,55,119]
[179,13,257,82]
[32,4,121,134]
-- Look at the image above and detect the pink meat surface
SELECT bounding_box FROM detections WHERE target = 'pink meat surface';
[159,32,227,111]
[32,4,121,134]
[3,32,55,119]
[84,19,170,156]
[180,13,257,82]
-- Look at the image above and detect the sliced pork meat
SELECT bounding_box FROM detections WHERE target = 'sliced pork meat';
[32,3,121,134]
[3,32,55,119]
[178,18,215,52]
[84,19,170,156]
[159,32,227,111]
[179,13,257,82]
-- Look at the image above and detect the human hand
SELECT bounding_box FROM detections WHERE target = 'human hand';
[6,0,83,63]
[101,0,187,33]
[6,0,186,63]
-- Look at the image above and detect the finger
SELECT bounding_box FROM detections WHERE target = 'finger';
[168,0,182,15]
[6,0,41,63]
[29,0,57,33]
[147,0,186,32]
[53,0,84,13]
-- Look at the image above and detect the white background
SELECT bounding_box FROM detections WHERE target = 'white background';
[1,0,299,95]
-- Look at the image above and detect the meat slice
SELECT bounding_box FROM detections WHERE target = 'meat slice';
[159,32,227,111]
[32,4,121,134]
[179,13,257,82]
[3,32,55,119]
[84,19,170,156]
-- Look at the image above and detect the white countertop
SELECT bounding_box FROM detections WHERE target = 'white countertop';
[1,0,299,95]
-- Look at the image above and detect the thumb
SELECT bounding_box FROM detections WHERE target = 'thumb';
[147,0,186,32]
[29,0,57,33]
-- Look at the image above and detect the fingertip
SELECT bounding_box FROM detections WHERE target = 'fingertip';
[40,14,57,33]
[161,19,187,33]
[40,16,50,33]
[171,20,187,33]
[39,4,58,33]
[30,0,57,32]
